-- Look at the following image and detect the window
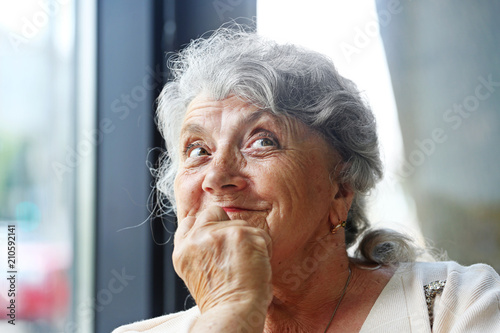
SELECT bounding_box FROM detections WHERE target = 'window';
[0,0,77,331]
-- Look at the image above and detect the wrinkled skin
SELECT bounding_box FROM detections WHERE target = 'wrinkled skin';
[174,206,273,312]
[172,95,352,331]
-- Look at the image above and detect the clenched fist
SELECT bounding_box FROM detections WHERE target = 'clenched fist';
[173,206,273,332]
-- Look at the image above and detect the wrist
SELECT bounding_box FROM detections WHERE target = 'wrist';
[191,300,268,333]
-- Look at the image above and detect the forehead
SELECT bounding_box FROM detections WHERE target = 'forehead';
[186,94,256,114]
[181,95,293,133]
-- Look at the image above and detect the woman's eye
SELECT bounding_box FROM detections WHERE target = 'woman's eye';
[251,137,276,148]
[187,146,210,158]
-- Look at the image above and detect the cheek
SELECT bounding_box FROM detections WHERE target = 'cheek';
[270,155,328,200]
[251,157,313,220]
[174,172,204,218]
[259,154,333,223]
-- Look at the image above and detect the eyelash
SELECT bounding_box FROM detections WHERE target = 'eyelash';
[183,142,205,155]
[251,132,279,148]
[182,131,280,157]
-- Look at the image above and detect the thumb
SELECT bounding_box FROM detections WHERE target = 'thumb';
[196,205,230,224]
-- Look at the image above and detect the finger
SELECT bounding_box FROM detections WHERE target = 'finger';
[176,206,231,241]
[196,206,230,225]
[175,215,196,241]
[243,228,273,258]
[220,225,273,258]
[257,228,273,258]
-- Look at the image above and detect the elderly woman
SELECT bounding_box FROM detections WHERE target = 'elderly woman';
[114,27,500,332]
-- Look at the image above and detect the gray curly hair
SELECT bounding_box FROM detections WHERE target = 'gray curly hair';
[156,26,419,264]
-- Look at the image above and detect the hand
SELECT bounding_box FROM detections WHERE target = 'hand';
[173,206,273,325]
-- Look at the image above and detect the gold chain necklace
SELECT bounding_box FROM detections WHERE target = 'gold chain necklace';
[323,265,352,333]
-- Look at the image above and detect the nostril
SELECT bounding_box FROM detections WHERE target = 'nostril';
[201,155,248,193]
[202,175,247,194]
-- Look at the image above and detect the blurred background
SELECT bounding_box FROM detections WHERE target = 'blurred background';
[0,0,498,332]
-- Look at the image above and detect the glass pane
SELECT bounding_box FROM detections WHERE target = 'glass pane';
[0,1,75,332]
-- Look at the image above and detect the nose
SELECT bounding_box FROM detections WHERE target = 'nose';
[202,148,247,194]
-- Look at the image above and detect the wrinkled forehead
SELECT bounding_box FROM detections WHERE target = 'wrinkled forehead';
[180,94,312,138]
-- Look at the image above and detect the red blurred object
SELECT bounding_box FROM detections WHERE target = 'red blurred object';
[19,270,70,320]
[1,242,71,322]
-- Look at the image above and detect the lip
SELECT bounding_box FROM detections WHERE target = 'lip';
[221,207,251,213]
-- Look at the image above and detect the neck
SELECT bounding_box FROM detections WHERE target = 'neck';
[265,233,352,332]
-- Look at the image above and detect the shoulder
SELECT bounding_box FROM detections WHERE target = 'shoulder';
[433,262,500,331]
[112,306,200,333]
[429,261,500,293]
[401,261,499,281]
[397,261,500,305]
[401,261,500,331]
[401,261,500,291]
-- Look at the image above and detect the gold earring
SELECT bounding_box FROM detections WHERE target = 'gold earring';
[330,220,346,235]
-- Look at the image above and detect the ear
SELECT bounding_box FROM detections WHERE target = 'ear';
[329,182,354,223]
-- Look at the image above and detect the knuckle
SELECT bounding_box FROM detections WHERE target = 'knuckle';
[227,227,250,243]
[206,228,225,243]
[253,235,270,252]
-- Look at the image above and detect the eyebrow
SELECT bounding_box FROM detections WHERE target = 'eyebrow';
[245,109,275,124]
[180,123,207,138]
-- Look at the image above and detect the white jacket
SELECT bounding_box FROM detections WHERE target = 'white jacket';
[113,261,500,332]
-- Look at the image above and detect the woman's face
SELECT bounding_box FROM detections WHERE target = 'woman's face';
[174,95,342,270]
